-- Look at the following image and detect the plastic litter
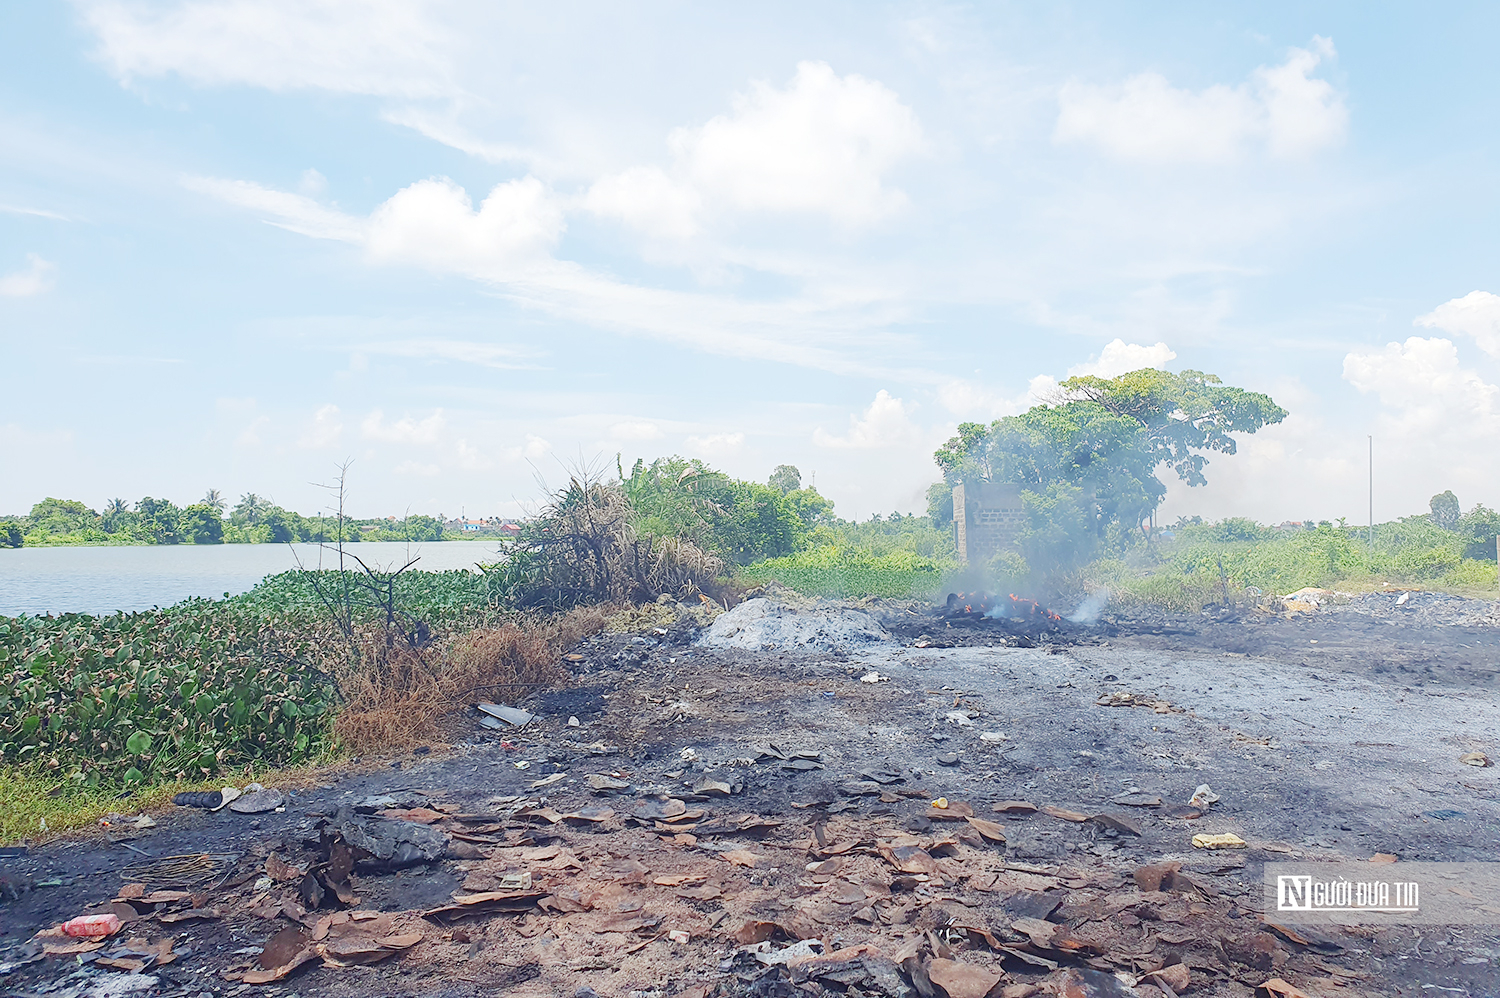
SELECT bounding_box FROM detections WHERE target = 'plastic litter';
[477,703,534,726]
[1460,752,1492,767]
[1192,832,1247,849]
[859,671,888,683]
[229,788,286,814]
[1190,784,1221,808]
[979,731,1008,742]
[944,711,974,727]
[62,913,121,938]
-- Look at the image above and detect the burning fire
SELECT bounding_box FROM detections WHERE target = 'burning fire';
[945,592,1062,622]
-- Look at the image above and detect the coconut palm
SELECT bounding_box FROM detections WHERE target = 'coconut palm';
[202,489,226,512]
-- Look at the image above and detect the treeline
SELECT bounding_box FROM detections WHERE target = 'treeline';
[0,492,446,548]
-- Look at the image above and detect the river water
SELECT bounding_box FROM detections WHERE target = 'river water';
[0,542,503,617]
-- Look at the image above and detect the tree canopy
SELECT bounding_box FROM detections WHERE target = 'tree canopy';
[933,368,1286,566]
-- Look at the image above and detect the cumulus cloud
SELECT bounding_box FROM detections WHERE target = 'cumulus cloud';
[1416,290,1500,360]
[0,254,57,297]
[81,0,459,99]
[361,409,446,444]
[585,61,923,237]
[366,176,564,278]
[393,460,440,477]
[455,439,491,471]
[1067,339,1177,378]
[1056,37,1346,162]
[1343,336,1500,434]
[814,390,918,448]
[298,403,343,448]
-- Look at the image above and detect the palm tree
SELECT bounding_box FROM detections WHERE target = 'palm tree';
[101,498,130,533]
[234,493,268,525]
[202,489,225,512]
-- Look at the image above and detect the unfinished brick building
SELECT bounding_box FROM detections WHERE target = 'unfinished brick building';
[952,481,1026,563]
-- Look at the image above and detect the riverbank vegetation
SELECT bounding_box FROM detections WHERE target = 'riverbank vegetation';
[0,492,492,548]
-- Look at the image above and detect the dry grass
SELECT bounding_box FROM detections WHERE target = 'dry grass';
[331,607,607,755]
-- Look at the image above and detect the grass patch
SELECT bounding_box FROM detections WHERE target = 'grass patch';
[742,546,952,598]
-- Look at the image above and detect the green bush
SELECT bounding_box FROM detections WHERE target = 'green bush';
[741,546,948,598]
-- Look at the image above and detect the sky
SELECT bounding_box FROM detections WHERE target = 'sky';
[3,2,1500,524]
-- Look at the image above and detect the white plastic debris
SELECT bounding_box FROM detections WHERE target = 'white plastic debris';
[1397,591,1411,606]
[680,747,700,763]
[944,711,975,727]
[1189,784,1221,808]
[860,671,888,683]
[568,716,580,727]
[529,772,567,789]
[477,703,535,726]
[979,731,1009,742]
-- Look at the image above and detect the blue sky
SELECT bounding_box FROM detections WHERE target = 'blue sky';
[4,2,1500,524]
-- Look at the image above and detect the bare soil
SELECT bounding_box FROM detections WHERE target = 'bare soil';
[3,594,1499,998]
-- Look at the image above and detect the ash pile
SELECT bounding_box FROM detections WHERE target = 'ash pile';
[879,592,1114,650]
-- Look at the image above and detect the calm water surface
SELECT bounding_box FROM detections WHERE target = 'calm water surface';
[0,542,502,617]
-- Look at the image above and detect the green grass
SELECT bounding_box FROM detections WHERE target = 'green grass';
[741,545,953,598]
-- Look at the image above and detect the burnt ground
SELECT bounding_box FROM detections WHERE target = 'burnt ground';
[3,593,1500,998]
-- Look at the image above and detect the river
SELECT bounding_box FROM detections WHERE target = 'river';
[0,542,503,617]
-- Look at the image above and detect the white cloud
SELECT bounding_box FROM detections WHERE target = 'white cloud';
[361,409,446,444]
[814,390,919,448]
[585,61,923,237]
[455,439,491,471]
[685,431,745,454]
[609,421,663,441]
[1343,336,1500,434]
[936,380,1018,420]
[0,204,70,221]
[393,460,440,477]
[504,434,551,461]
[0,254,57,297]
[298,403,343,448]
[180,176,365,241]
[297,168,328,195]
[1416,290,1500,360]
[1066,338,1177,378]
[81,0,458,99]
[366,176,565,278]
[1056,37,1346,163]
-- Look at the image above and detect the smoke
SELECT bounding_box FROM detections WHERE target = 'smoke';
[1067,589,1110,624]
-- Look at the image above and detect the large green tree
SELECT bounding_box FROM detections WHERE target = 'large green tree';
[28,498,97,536]
[135,497,182,545]
[180,503,225,544]
[619,456,811,563]
[934,368,1286,566]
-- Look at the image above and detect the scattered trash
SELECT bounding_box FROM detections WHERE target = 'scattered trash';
[1192,832,1247,850]
[994,800,1038,814]
[333,807,447,867]
[585,774,630,793]
[927,956,1002,998]
[1190,784,1221,808]
[931,797,949,809]
[979,731,1008,742]
[477,703,535,727]
[529,772,568,789]
[943,711,975,727]
[1257,979,1312,998]
[568,716,581,727]
[229,788,286,814]
[1041,805,1090,822]
[859,671,888,683]
[1370,853,1398,864]
[172,790,223,809]
[1459,751,1492,767]
[1088,813,1142,836]
[61,913,122,938]
[1095,691,1182,714]
[668,929,691,944]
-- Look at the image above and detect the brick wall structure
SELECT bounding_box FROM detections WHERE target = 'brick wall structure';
[953,481,1026,564]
